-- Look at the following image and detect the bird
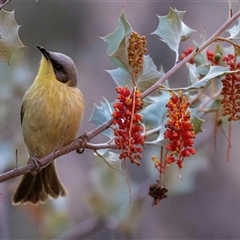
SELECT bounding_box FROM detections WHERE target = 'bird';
[12,46,84,205]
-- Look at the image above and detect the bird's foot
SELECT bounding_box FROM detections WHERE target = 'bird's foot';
[30,157,42,173]
[76,132,89,154]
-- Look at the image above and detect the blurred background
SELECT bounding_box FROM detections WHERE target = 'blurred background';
[1,0,240,239]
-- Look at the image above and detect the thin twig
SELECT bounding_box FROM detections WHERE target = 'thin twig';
[15,149,18,169]
[216,37,240,48]
[128,86,137,157]
[86,142,115,150]
[227,121,232,161]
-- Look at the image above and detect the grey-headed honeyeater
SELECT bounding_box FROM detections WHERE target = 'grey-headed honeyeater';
[13,46,84,205]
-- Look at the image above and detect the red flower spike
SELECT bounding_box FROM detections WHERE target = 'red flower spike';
[163,91,196,170]
[151,96,195,188]
[112,86,145,165]
[221,54,240,121]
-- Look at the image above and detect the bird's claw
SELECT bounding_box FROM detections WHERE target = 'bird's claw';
[76,148,84,154]
[30,157,42,173]
[76,132,88,154]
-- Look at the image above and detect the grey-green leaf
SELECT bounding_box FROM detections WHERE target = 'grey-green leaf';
[190,107,205,134]
[101,9,132,69]
[152,7,195,62]
[141,92,170,145]
[89,98,114,139]
[137,55,163,92]
[106,68,133,89]
[0,10,25,64]
[227,17,240,40]
[185,65,233,90]
[95,149,123,174]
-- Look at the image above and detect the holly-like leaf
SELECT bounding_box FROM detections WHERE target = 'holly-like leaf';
[95,149,123,174]
[89,98,114,139]
[0,10,25,64]
[106,68,133,89]
[136,55,163,92]
[106,55,162,92]
[186,62,199,85]
[141,92,170,145]
[181,21,196,41]
[152,7,195,62]
[101,9,132,69]
[227,17,240,40]
[184,65,235,90]
[190,107,205,134]
[141,95,168,129]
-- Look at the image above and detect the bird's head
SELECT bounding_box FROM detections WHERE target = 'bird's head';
[36,45,78,87]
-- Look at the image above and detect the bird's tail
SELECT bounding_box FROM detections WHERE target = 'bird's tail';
[12,162,67,205]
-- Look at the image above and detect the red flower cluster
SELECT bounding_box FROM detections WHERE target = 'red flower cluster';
[180,46,195,64]
[153,91,196,172]
[164,91,196,169]
[112,86,145,165]
[221,54,240,121]
[180,46,221,65]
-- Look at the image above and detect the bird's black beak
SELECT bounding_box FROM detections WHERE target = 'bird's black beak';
[36,45,50,60]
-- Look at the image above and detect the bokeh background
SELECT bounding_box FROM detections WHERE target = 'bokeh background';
[1,0,240,239]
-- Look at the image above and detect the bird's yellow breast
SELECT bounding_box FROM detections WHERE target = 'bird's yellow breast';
[21,73,84,158]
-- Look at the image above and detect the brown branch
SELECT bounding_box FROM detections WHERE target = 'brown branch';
[0,122,160,183]
[0,120,110,183]
[0,134,87,183]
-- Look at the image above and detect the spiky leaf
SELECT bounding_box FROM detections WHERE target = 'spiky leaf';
[89,98,114,139]
[106,55,162,92]
[191,108,205,134]
[141,92,170,145]
[184,66,235,90]
[186,62,199,85]
[101,9,132,69]
[0,10,25,64]
[152,7,195,62]
[137,55,163,92]
[227,17,240,40]
[95,149,123,174]
[106,68,132,89]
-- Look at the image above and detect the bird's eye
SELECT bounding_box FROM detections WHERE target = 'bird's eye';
[56,64,61,69]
